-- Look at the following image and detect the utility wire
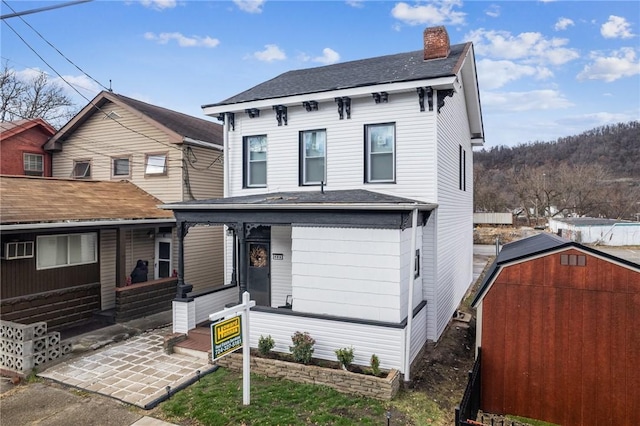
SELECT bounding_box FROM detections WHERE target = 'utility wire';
[0,0,92,20]
[2,0,108,92]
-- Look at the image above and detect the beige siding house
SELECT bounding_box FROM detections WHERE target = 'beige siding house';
[44,91,225,320]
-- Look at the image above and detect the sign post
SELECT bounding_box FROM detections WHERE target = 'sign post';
[209,291,255,405]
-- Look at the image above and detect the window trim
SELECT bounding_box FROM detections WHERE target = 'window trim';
[243,135,267,188]
[112,156,132,179]
[364,123,396,184]
[36,232,98,270]
[414,249,421,279]
[23,152,44,176]
[299,129,327,186]
[145,152,168,176]
[72,159,92,179]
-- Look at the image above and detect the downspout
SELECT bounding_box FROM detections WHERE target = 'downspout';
[404,206,419,382]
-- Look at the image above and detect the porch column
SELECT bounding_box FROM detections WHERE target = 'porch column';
[176,221,193,298]
[237,222,247,299]
[115,227,127,287]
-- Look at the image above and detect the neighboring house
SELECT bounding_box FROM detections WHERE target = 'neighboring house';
[548,217,640,246]
[43,91,225,298]
[165,26,484,376]
[471,232,640,425]
[0,176,175,330]
[0,118,55,177]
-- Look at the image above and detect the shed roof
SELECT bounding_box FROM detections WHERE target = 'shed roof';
[203,43,470,107]
[471,232,640,308]
[0,175,174,226]
[552,217,636,227]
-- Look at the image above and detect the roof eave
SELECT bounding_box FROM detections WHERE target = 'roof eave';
[160,202,438,211]
[1,217,176,232]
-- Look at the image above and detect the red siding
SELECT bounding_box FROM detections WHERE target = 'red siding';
[1,126,53,176]
[481,249,640,426]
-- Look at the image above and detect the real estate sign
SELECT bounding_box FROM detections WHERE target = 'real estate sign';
[211,316,242,361]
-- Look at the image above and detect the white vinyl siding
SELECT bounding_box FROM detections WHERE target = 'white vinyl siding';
[270,226,293,308]
[291,226,403,322]
[183,226,224,292]
[433,86,474,340]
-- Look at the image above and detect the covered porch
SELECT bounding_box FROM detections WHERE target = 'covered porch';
[164,189,436,373]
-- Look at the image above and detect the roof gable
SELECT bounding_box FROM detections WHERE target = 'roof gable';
[45,91,222,151]
[0,118,56,140]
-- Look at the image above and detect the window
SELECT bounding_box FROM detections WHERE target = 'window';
[414,249,421,278]
[112,157,131,178]
[23,153,43,176]
[145,153,167,176]
[560,254,586,266]
[365,123,395,183]
[37,233,97,270]
[459,145,467,191]
[73,160,91,179]
[3,241,34,260]
[243,135,267,187]
[300,129,326,185]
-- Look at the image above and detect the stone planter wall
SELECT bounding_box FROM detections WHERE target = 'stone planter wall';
[216,352,400,400]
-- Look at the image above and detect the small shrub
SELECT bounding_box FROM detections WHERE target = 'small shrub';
[335,347,354,370]
[258,335,275,356]
[370,354,381,376]
[289,331,315,364]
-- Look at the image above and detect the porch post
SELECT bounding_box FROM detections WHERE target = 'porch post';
[115,227,127,287]
[176,221,193,298]
[237,222,247,299]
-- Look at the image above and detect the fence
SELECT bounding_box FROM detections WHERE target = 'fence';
[455,347,481,426]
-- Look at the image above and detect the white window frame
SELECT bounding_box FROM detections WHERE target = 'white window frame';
[244,135,267,188]
[73,159,91,179]
[36,233,98,270]
[112,156,131,178]
[145,153,168,176]
[23,153,44,176]
[300,129,327,186]
[365,123,395,183]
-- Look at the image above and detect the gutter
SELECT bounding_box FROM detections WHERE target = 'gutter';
[183,136,224,152]
[1,218,175,231]
[161,203,438,212]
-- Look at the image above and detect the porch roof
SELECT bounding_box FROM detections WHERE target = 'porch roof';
[161,189,437,211]
[1,175,175,230]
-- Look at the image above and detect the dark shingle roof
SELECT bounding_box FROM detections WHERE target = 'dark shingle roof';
[204,43,469,107]
[165,189,435,208]
[471,232,640,307]
[113,93,222,144]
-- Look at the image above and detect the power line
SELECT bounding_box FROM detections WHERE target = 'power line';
[0,0,92,20]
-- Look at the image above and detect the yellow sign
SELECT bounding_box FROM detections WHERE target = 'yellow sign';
[212,316,242,360]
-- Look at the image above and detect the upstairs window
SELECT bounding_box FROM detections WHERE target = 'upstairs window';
[365,123,395,183]
[300,129,326,185]
[23,153,43,176]
[112,157,131,178]
[145,153,167,176]
[244,135,267,187]
[459,145,466,191]
[73,160,91,179]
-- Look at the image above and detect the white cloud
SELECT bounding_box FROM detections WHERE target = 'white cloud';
[391,0,465,26]
[346,0,364,8]
[144,32,220,48]
[577,47,640,82]
[253,44,286,62]
[554,17,574,31]
[482,89,574,112]
[477,59,553,90]
[465,29,579,66]
[139,0,177,10]
[601,15,634,39]
[313,48,340,65]
[233,0,265,14]
[485,4,500,18]
[557,111,637,127]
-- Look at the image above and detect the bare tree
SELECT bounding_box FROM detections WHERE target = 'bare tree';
[0,62,77,128]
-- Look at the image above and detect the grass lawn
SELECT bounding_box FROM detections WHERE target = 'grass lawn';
[158,368,444,425]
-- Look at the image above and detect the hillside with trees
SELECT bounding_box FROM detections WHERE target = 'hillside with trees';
[473,121,639,222]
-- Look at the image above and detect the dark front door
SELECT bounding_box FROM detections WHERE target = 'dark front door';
[247,241,270,306]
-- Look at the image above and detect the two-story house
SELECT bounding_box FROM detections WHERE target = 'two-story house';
[28,91,227,325]
[1,118,55,177]
[165,26,484,377]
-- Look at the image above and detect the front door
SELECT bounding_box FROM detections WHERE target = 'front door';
[247,241,270,306]
[155,236,172,279]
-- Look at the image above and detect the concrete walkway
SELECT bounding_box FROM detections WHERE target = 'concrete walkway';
[39,327,214,410]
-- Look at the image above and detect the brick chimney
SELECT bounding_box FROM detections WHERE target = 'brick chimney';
[423,26,450,61]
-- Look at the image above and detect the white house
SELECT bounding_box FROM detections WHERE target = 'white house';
[548,217,640,246]
[165,26,484,377]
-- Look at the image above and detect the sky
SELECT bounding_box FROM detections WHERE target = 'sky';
[1,0,639,149]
